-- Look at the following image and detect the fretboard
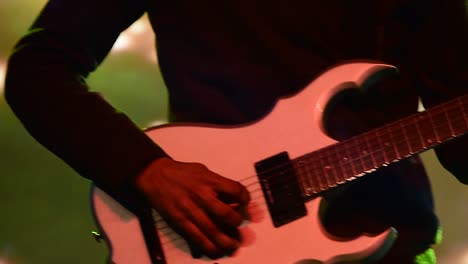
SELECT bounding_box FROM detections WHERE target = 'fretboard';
[293,94,468,197]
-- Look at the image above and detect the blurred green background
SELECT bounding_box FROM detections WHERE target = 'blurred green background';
[1,1,468,263]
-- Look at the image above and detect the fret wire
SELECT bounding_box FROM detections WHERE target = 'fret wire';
[446,113,466,136]
[445,102,467,135]
[351,131,385,176]
[410,124,425,150]
[368,130,386,166]
[354,136,366,171]
[347,137,363,175]
[304,153,321,193]
[356,137,370,173]
[334,139,360,180]
[413,115,427,150]
[389,121,409,157]
[459,97,468,128]
[441,105,460,138]
[428,110,440,143]
[257,95,468,200]
[417,112,437,147]
[320,147,334,187]
[431,120,456,140]
[305,153,324,192]
[300,159,316,196]
[298,157,319,195]
[354,136,374,175]
[377,130,394,164]
[377,115,450,157]
[358,136,371,172]
[343,137,358,177]
[248,105,468,204]
[317,148,330,188]
[386,125,401,160]
[364,132,378,170]
[308,160,322,193]
[357,136,374,172]
[327,146,341,184]
[333,142,350,182]
[401,118,424,154]
[313,154,327,192]
[294,159,309,197]
[362,134,374,165]
[435,105,457,139]
[386,98,468,155]
[385,134,408,158]
[347,136,377,178]
[387,119,429,157]
[331,145,347,184]
[375,128,390,164]
[334,145,351,183]
[442,114,467,135]
[409,112,443,150]
[401,118,425,153]
[317,150,333,189]
[444,104,456,137]
[324,145,342,186]
[400,120,414,154]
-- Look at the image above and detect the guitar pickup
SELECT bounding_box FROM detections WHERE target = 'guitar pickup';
[255,152,307,228]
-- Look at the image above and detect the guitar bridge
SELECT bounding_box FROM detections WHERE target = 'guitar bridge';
[255,152,307,228]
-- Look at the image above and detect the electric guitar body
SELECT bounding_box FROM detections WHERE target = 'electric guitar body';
[91,62,468,263]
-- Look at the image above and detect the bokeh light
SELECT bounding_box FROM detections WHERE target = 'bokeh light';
[111,17,158,64]
[0,59,6,95]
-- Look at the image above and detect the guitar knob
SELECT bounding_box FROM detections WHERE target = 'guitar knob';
[91,231,103,243]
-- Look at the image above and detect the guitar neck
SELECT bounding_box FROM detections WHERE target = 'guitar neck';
[294,94,468,197]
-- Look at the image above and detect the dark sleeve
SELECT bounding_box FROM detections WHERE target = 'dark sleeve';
[4,0,169,198]
[410,0,468,184]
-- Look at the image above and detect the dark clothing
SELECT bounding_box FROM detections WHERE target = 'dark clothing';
[5,0,468,262]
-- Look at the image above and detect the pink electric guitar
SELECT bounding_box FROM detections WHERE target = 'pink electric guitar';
[91,62,467,263]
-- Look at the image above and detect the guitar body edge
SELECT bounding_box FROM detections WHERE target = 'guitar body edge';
[91,62,399,263]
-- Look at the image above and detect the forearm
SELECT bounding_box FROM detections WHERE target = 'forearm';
[4,0,169,198]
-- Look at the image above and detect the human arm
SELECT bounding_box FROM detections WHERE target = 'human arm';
[4,0,250,257]
[4,0,164,199]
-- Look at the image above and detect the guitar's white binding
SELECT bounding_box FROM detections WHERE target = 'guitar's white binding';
[91,62,406,264]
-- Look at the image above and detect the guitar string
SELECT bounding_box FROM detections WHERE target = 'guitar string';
[232,99,468,195]
[151,186,268,227]
[256,100,467,189]
[152,186,268,228]
[149,96,468,250]
[154,195,269,248]
[292,101,461,195]
[159,111,466,250]
[151,102,468,205]
[294,109,466,193]
[177,97,468,196]
[153,95,468,199]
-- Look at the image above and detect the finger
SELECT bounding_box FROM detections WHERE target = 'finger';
[199,194,245,227]
[208,173,251,205]
[176,198,240,255]
[171,211,219,257]
[152,197,221,256]
[186,203,240,250]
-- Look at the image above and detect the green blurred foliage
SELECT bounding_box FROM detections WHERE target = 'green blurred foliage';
[0,0,48,56]
[0,1,168,263]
